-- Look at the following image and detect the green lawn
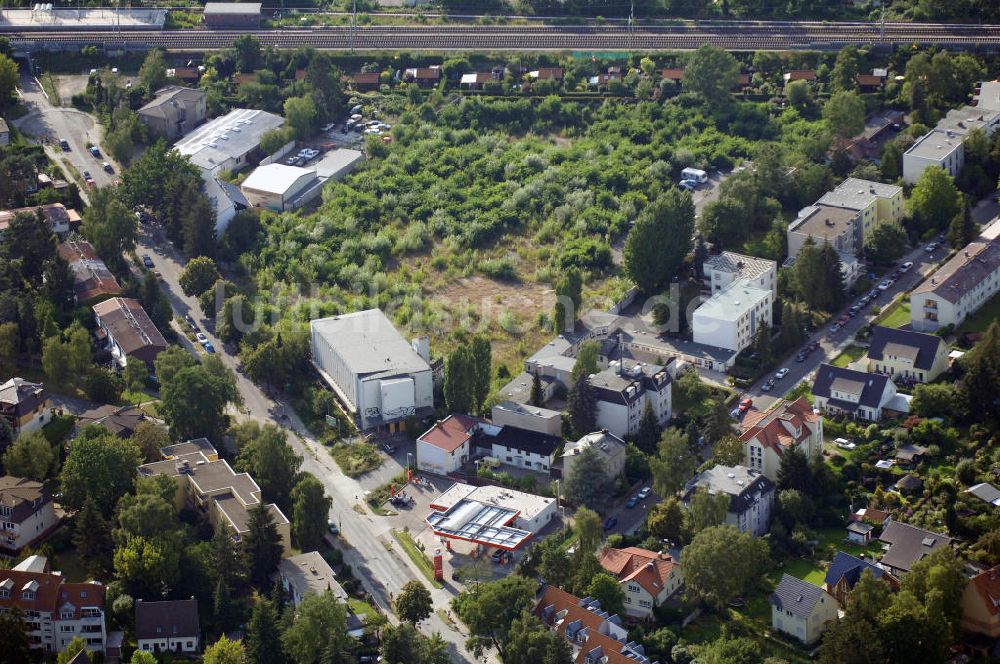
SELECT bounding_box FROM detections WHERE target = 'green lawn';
[348,598,376,618]
[877,300,911,329]
[768,558,826,587]
[831,345,866,368]
[391,529,444,589]
[42,415,75,445]
[957,290,1000,335]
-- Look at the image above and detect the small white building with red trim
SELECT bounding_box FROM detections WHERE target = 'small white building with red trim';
[425,482,556,552]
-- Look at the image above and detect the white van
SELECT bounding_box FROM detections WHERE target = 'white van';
[681,167,709,184]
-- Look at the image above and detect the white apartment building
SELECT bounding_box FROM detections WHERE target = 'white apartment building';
[588,360,672,440]
[0,476,59,554]
[910,234,1000,332]
[903,129,964,184]
[683,464,775,537]
[817,178,904,238]
[310,309,434,432]
[702,251,777,295]
[692,279,772,353]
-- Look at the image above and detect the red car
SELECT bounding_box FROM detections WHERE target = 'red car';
[738,398,753,414]
[837,314,850,325]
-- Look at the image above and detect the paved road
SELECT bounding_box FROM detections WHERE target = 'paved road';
[138,227,476,662]
[13,72,120,194]
[739,240,948,413]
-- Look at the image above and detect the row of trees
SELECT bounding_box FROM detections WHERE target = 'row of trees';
[442,334,492,415]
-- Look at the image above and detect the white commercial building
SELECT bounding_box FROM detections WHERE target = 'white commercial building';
[427,482,557,550]
[310,309,433,432]
[241,164,319,212]
[903,129,964,184]
[692,279,772,353]
[490,400,562,437]
[817,178,904,238]
[174,108,285,232]
[910,233,1000,332]
[702,251,777,295]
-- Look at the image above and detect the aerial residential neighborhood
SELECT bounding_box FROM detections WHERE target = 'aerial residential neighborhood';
[1,5,1000,664]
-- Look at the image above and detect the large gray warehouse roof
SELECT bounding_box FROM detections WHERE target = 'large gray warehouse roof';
[311,309,430,379]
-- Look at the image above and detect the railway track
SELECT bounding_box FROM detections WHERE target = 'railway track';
[5,22,1000,52]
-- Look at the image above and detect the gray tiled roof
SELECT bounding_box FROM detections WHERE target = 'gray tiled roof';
[868,326,944,372]
[879,521,952,573]
[770,574,828,618]
[812,364,889,409]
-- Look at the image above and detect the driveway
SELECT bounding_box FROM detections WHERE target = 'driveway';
[13,72,118,192]
[135,225,478,662]
[739,240,948,413]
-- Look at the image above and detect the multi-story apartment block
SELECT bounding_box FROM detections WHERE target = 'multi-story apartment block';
[683,464,774,536]
[692,279,773,353]
[0,557,106,655]
[817,178,904,238]
[702,251,777,295]
[0,378,52,436]
[910,234,1000,332]
[588,360,672,440]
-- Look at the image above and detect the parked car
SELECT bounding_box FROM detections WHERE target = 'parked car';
[196,332,208,344]
[869,289,880,300]
[141,255,154,268]
[830,322,842,333]
[603,517,618,531]
[761,379,774,392]
[327,520,339,535]
[848,305,860,317]
[381,442,396,454]
[795,351,807,362]
[877,279,894,291]
[638,487,651,499]
[900,261,913,272]
[203,341,215,353]
[925,242,938,253]
[775,368,789,379]
[626,496,640,508]
[738,398,753,414]
[185,314,197,328]
[59,139,70,151]
[102,162,113,173]
[88,146,101,157]
[834,438,856,450]
[837,314,850,326]
[321,122,336,132]
[730,407,741,418]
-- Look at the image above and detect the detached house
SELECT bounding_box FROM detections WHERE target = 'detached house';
[0,475,60,554]
[811,364,910,422]
[135,598,200,654]
[490,426,561,473]
[0,557,106,655]
[739,397,822,482]
[878,521,954,576]
[682,464,774,536]
[961,565,1000,640]
[416,414,485,475]
[597,547,683,619]
[860,326,950,383]
[0,378,52,437]
[770,574,839,645]
[823,551,898,606]
[564,430,627,485]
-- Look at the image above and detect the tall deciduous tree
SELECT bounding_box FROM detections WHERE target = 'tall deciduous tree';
[686,487,731,534]
[139,49,167,94]
[2,431,56,481]
[573,507,603,555]
[204,636,247,664]
[570,339,600,383]
[910,165,960,233]
[0,607,31,664]
[233,421,302,510]
[179,256,221,296]
[453,574,536,661]
[624,189,695,293]
[113,535,181,598]
[81,188,138,270]
[711,435,744,467]
[503,611,574,664]
[647,497,685,545]
[681,524,768,609]
[682,44,739,102]
[281,591,350,664]
[823,91,865,140]
[586,572,625,617]
[865,223,908,265]
[73,496,114,576]
[61,429,142,516]
[161,362,240,443]
[291,475,331,552]
[395,580,433,625]
[649,427,696,497]
[554,266,583,333]
[830,45,860,92]
[284,96,318,141]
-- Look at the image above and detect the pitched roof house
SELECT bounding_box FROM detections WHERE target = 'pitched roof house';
[92,297,168,368]
[0,378,52,437]
[135,598,200,654]
[739,397,822,481]
[682,464,774,536]
[878,521,954,576]
[823,551,898,606]
[416,414,486,475]
[961,565,1000,639]
[0,203,79,236]
[597,547,683,619]
[965,482,1000,507]
[137,86,208,140]
[277,552,365,637]
[812,364,909,422]
[0,557,106,655]
[770,574,839,644]
[0,475,59,553]
[861,326,950,383]
[57,239,122,305]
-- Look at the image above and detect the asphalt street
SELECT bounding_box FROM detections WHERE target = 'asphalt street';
[739,240,949,414]
[18,78,477,663]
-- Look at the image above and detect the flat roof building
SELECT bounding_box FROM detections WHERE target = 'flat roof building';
[817,177,904,236]
[788,204,862,259]
[313,148,364,181]
[310,309,433,432]
[692,278,773,353]
[203,2,261,28]
[903,129,964,184]
[174,108,284,176]
[702,251,777,295]
[427,482,556,549]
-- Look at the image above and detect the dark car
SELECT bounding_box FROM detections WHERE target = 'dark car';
[59,139,70,151]
[795,352,807,362]
[626,496,639,508]
[141,255,154,269]
[381,442,396,454]
[603,517,618,531]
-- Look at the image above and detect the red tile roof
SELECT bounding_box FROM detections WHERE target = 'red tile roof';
[739,396,818,457]
[856,74,884,87]
[417,414,483,453]
[968,566,1000,618]
[850,507,890,524]
[58,583,106,618]
[535,67,564,80]
[598,546,676,598]
[575,629,642,664]
[0,571,102,616]
[534,585,607,637]
[661,67,685,81]
[786,69,817,81]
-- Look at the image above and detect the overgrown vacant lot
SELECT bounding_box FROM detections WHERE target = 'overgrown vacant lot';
[237,93,815,370]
